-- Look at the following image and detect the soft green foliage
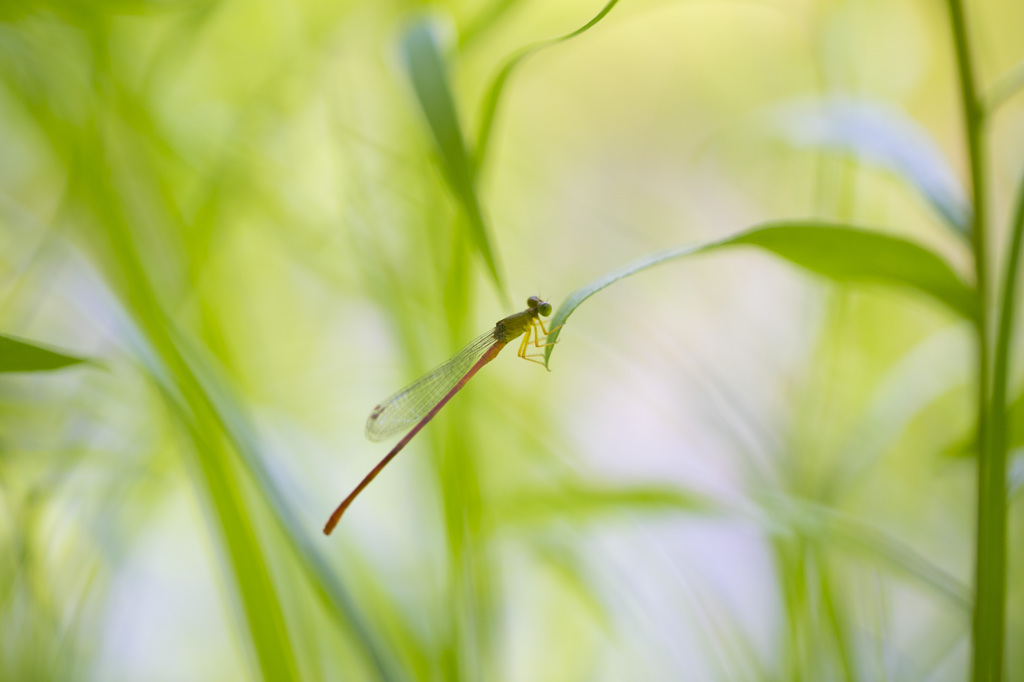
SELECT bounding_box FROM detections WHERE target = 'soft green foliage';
[494,481,715,527]
[402,19,505,300]
[2,0,1023,680]
[771,100,971,234]
[0,334,89,372]
[546,221,975,366]
[725,224,976,319]
[473,0,621,172]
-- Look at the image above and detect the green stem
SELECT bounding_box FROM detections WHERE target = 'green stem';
[986,170,1024,667]
[946,1,1001,680]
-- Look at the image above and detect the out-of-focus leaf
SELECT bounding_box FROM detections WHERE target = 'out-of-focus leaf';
[493,481,715,527]
[0,334,89,373]
[459,0,529,50]
[473,0,620,171]
[773,99,971,235]
[824,328,968,496]
[170,336,408,682]
[988,57,1024,112]
[400,19,505,299]
[766,497,970,611]
[725,224,975,318]
[546,221,976,366]
[75,130,302,680]
[947,388,1024,458]
[530,542,614,632]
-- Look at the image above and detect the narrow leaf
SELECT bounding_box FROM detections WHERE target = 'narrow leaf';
[474,0,621,171]
[546,221,976,366]
[768,497,970,610]
[773,99,971,235]
[494,481,714,527]
[400,19,505,296]
[0,334,89,373]
[724,224,976,318]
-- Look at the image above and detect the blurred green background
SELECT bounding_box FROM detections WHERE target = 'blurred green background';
[1,0,1023,679]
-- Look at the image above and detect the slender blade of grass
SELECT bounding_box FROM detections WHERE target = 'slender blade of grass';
[169,334,410,682]
[773,98,971,235]
[473,0,621,173]
[950,171,1024,469]
[493,482,714,527]
[400,19,505,302]
[545,221,976,366]
[71,142,302,682]
[768,497,971,611]
[981,168,1024,675]
[943,0,999,678]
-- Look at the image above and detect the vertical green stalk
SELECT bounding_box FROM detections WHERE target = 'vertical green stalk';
[987,171,1024,670]
[945,1,1001,679]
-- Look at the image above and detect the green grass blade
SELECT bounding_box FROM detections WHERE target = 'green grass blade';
[545,221,976,366]
[170,337,407,682]
[976,165,1024,677]
[770,498,971,610]
[473,0,621,172]
[400,19,505,299]
[950,174,1024,469]
[943,0,998,677]
[81,103,401,675]
[65,108,310,679]
[493,481,715,527]
[176,415,302,682]
[77,201,303,682]
[0,334,90,373]
[725,224,976,317]
[774,99,971,235]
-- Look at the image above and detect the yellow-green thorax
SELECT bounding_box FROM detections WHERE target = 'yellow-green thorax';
[492,295,553,344]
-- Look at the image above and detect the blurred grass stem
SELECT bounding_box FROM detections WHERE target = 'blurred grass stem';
[946,0,1004,678]
[986,170,1024,670]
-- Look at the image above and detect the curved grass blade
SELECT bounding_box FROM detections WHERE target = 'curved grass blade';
[725,224,976,317]
[0,334,90,373]
[473,0,621,172]
[773,99,971,236]
[74,119,399,679]
[171,340,409,682]
[74,137,302,680]
[545,221,977,366]
[400,19,505,299]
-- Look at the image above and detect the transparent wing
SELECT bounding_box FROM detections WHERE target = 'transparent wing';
[365,328,499,442]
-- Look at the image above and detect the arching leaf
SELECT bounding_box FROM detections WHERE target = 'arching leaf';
[546,222,976,366]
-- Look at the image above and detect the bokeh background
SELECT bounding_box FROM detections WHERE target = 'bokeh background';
[2,0,1023,679]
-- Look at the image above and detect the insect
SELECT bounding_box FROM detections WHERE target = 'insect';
[323,296,558,534]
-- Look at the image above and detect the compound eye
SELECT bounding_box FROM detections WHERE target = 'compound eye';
[539,302,552,317]
[527,295,541,309]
